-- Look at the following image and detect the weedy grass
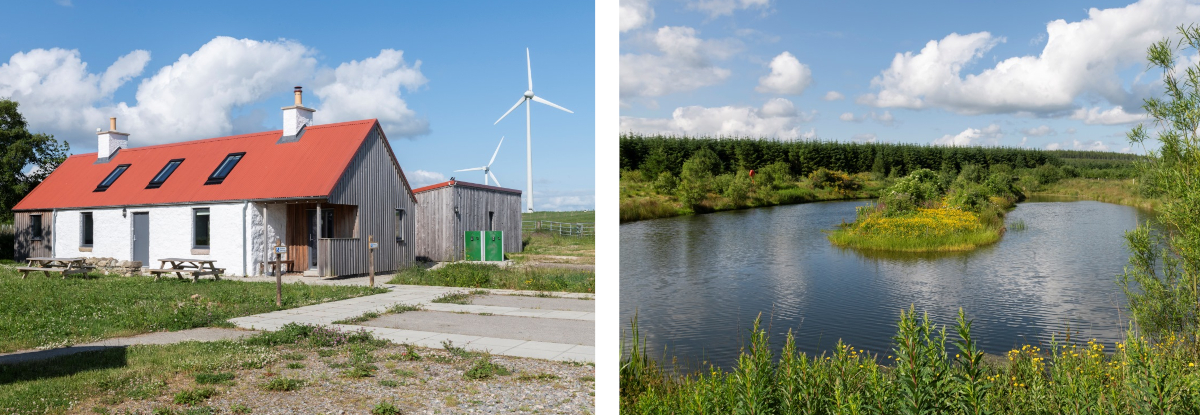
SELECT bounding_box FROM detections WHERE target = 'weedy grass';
[0,267,386,353]
[172,387,217,405]
[431,292,473,305]
[388,263,594,293]
[261,377,304,391]
[621,309,1200,414]
[1032,178,1159,211]
[332,311,380,324]
[387,303,423,314]
[370,401,403,415]
[193,372,235,385]
[464,357,512,380]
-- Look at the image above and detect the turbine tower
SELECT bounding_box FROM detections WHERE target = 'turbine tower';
[455,136,505,187]
[494,48,573,212]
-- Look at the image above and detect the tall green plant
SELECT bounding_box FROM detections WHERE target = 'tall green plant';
[1122,24,1200,341]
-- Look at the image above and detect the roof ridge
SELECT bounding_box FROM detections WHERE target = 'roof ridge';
[74,119,378,156]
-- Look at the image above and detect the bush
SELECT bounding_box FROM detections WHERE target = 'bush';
[755,161,793,189]
[1032,163,1062,187]
[464,357,511,380]
[651,171,678,194]
[261,377,304,392]
[880,169,942,216]
[371,401,403,415]
[723,171,751,206]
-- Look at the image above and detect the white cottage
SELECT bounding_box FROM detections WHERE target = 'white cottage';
[12,87,418,277]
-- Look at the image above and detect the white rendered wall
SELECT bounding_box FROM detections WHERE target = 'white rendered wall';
[54,203,253,276]
[247,203,287,276]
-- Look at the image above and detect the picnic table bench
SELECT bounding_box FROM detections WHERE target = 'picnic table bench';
[16,257,90,279]
[147,258,224,282]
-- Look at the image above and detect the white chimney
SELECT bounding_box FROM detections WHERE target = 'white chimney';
[97,117,129,161]
[281,86,315,137]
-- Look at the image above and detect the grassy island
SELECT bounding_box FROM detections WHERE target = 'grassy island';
[828,166,1022,252]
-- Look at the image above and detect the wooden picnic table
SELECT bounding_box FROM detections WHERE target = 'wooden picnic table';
[148,258,224,282]
[17,257,90,279]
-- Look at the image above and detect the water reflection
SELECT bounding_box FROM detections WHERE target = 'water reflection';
[620,200,1156,369]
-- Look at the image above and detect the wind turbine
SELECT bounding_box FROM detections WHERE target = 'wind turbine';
[494,48,573,213]
[455,136,505,187]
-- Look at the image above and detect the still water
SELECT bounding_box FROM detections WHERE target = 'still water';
[620,198,1157,368]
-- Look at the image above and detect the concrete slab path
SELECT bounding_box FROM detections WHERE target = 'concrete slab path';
[227,284,595,362]
[360,311,594,345]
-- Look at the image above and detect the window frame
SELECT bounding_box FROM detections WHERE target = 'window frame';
[80,212,93,247]
[146,159,184,189]
[192,208,211,249]
[30,214,43,241]
[94,164,131,192]
[204,152,245,185]
[395,208,406,242]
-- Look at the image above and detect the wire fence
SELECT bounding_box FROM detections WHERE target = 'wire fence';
[522,220,595,237]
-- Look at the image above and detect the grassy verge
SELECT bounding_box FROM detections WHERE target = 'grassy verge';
[521,210,594,224]
[511,231,595,264]
[1030,177,1159,211]
[621,309,1200,414]
[0,266,386,353]
[387,263,593,293]
[620,173,885,223]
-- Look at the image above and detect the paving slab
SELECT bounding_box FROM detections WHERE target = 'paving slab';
[358,311,593,345]
[471,294,594,312]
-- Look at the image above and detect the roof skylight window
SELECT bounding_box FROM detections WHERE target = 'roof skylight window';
[146,159,183,189]
[205,152,244,185]
[94,164,130,192]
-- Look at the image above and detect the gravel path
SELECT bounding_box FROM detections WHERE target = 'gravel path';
[86,342,595,414]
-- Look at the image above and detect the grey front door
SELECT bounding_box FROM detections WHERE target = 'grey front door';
[132,212,149,265]
[307,210,317,269]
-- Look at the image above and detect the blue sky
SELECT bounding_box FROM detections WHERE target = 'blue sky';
[619,0,1195,152]
[0,1,594,211]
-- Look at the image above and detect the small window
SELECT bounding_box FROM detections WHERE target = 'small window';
[30,214,43,240]
[205,153,245,185]
[193,208,210,248]
[146,159,183,189]
[395,208,406,242]
[81,212,93,246]
[95,164,130,192]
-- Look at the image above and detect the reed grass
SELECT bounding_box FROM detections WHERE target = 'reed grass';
[1031,178,1159,211]
[621,308,1200,414]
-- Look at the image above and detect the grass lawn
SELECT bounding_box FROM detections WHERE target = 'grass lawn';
[388,263,594,293]
[510,231,595,264]
[521,210,594,224]
[0,266,386,353]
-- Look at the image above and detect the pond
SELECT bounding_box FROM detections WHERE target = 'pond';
[619,198,1157,368]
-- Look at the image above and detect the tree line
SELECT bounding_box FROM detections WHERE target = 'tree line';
[620,133,1139,179]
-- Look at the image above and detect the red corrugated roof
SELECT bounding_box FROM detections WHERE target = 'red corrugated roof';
[14,119,399,211]
[413,179,522,195]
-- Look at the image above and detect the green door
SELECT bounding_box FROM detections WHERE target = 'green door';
[484,231,504,261]
[464,231,482,261]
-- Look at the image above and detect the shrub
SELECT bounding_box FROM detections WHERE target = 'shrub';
[723,171,751,206]
[371,401,403,415]
[652,171,678,194]
[464,357,511,380]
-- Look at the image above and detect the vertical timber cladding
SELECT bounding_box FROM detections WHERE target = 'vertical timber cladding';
[328,123,416,274]
[13,210,53,261]
[452,185,521,260]
[414,186,455,262]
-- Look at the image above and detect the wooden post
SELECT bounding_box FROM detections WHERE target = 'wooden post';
[368,235,375,287]
[274,238,282,307]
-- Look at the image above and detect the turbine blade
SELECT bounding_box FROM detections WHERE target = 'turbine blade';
[455,167,486,172]
[532,96,573,114]
[495,97,526,125]
[488,136,504,166]
[526,48,533,92]
[489,171,501,188]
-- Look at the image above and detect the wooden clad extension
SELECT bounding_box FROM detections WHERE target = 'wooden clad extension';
[13,211,53,261]
[414,182,521,262]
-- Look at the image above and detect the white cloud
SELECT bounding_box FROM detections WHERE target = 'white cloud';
[1020,137,1029,147]
[1047,139,1110,151]
[410,170,447,187]
[1,36,431,150]
[619,98,814,139]
[861,0,1200,115]
[620,26,735,99]
[838,110,895,126]
[932,124,1003,147]
[852,133,878,143]
[687,0,770,17]
[620,0,655,33]
[800,128,817,139]
[314,49,429,137]
[823,91,844,101]
[1069,106,1148,125]
[1020,125,1055,136]
[755,51,811,95]
[534,189,597,211]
